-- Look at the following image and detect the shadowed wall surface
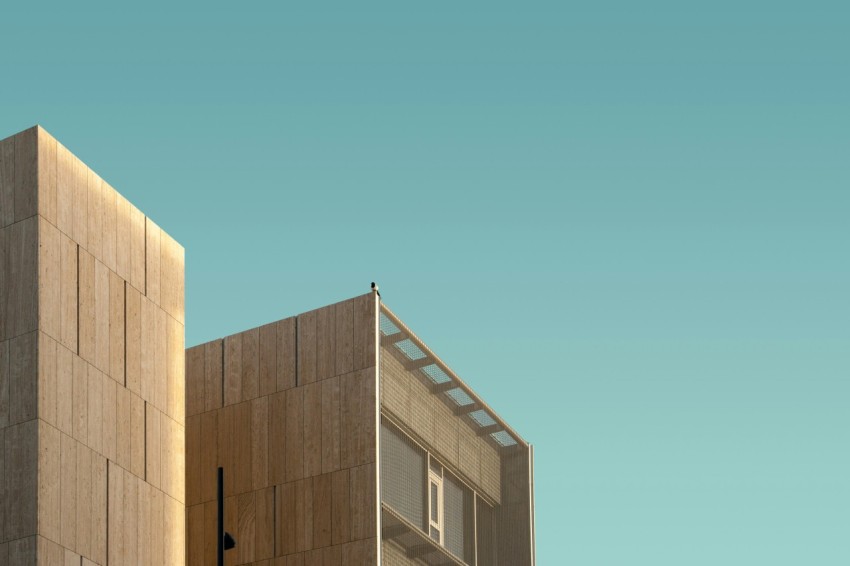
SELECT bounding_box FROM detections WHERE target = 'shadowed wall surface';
[185,293,378,566]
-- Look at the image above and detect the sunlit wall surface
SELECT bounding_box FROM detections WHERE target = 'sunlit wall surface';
[0,126,186,564]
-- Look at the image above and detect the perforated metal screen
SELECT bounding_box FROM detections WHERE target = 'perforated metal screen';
[379,305,535,566]
[476,498,495,566]
[444,473,473,561]
[381,421,426,530]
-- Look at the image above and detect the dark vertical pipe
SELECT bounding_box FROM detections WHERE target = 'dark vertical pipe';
[218,467,224,566]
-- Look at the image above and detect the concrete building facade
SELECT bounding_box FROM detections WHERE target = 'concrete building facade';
[185,296,535,566]
[185,294,380,566]
[0,126,533,566]
[0,126,185,565]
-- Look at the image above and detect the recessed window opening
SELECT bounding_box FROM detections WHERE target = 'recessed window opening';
[428,457,444,544]
[380,418,486,564]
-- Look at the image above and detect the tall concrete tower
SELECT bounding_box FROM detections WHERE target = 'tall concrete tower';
[0,126,186,565]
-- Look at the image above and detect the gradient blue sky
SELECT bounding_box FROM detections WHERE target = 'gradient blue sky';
[3,2,848,564]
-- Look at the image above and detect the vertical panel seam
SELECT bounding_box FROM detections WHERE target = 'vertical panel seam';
[7,140,16,226]
[123,281,127,389]
[143,218,147,297]
[76,244,80,355]
[294,318,299,388]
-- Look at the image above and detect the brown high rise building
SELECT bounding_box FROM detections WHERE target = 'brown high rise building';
[0,126,534,566]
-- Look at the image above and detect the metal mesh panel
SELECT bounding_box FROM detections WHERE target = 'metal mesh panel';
[469,409,497,428]
[382,507,467,566]
[379,304,535,565]
[496,447,533,565]
[394,338,427,361]
[491,430,518,447]
[383,539,418,566]
[380,342,501,503]
[445,387,475,407]
[379,414,534,566]
[381,421,426,529]
[380,313,402,336]
[477,497,496,566]
[444,473,469,562]
[421,363,452,385]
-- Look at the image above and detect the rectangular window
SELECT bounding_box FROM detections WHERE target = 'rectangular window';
[381,419,481,564]
[430,481,439,523]
[428,459,443,544]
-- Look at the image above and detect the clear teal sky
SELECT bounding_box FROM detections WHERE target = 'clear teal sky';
[3,2,848,564]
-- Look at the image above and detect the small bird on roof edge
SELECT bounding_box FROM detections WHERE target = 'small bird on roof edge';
[371,282,380,298]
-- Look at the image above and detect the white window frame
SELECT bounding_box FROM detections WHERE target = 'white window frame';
[428,464,444,544]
